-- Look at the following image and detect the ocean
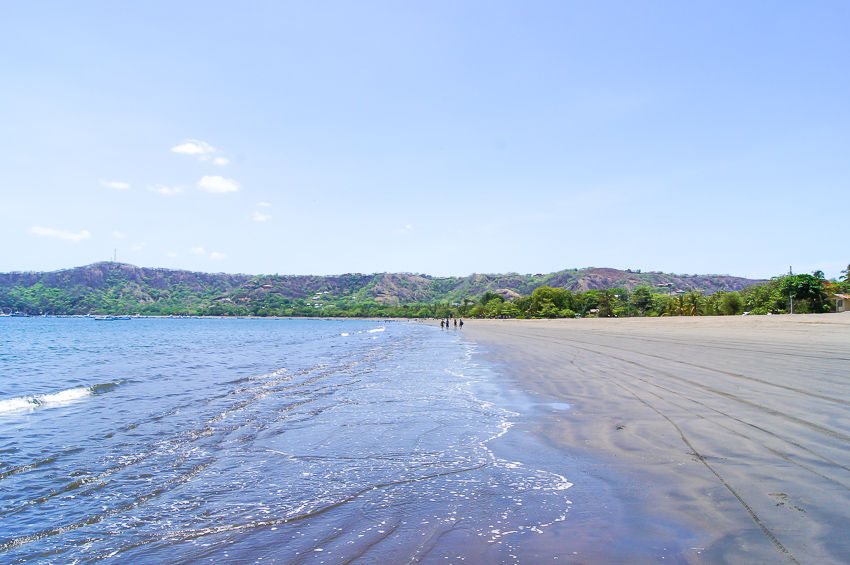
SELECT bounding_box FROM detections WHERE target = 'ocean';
[0,318,572,564]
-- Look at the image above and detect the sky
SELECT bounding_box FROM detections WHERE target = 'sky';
[2,2,848,280]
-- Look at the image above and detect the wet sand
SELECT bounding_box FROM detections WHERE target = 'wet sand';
[462,314,850,564]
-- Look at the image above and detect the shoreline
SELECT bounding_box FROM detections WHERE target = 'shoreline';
[460,314,850,564]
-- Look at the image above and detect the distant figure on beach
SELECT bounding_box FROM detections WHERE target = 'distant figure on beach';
[453,319,457,328]
[459,319,463,328]
[440,320,445,329]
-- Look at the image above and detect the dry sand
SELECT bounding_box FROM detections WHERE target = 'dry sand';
[461,314,850,565]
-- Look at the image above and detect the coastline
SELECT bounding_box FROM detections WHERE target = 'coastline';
[459,314,850,564]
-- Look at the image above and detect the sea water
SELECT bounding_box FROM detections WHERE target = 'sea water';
[0,318,571,564]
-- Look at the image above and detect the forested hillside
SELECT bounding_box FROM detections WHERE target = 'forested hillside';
[0,262,768,317]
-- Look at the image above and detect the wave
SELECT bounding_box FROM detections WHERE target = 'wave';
[341,326,386,337]
[0,382,121,414]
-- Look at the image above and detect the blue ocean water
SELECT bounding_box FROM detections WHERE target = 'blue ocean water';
[0,318,572,564]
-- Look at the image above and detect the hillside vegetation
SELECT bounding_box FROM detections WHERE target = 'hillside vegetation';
[0,262,774,317]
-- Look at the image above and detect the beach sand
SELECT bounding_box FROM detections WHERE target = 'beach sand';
[461,314,850,564]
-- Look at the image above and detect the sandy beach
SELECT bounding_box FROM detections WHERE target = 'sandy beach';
[462,314,850,564]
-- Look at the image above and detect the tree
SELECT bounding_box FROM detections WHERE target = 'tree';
[500,303,521,318]
[631,286,654,315]
[841,264,850,292]
[513,296,532,317]
[578,290,599,316]
[683,291,703,316]
[596,290,615,317]
[479,292,504,305]
[740,280,784,314]
[528,286,569,317]
[485,298,506,317]
[469,304,487,318]
[719,292,743,316]
[779,274,828,313]
[663,294,685,316]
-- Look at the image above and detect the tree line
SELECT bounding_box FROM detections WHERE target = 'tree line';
[458,268,849,319]
[2,267,847,318]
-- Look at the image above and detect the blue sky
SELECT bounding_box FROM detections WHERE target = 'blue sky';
[2,2,848,279]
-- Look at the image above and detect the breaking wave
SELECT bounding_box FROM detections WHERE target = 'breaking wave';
[0,382,120,414]
[341,326,386,337]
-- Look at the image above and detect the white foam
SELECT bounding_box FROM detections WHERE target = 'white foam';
[255,367,287,380]
[0,396,38,413]
[0,386,94,413]
[342,327,384,337]
[41,387,93,404]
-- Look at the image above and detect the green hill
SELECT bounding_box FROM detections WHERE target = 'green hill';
[0,262,765,317]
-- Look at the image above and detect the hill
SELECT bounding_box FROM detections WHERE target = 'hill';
[0,262,765,316]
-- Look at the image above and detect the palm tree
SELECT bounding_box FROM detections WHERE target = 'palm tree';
[663,295,684,316]
[684,291,703,316]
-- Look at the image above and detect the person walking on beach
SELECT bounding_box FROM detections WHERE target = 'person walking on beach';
[440,320,444,329]
[453,319,457,328]
[459,319,463,328]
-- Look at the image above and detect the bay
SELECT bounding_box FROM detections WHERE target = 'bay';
[0,318,571,564]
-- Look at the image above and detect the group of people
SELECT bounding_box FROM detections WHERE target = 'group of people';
[440,318,463,329]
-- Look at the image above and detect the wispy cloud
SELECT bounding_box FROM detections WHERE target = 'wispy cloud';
[210,252,226,260]
[197,175,240,193]
[100,180,130,190]
[393,224,413,233]
[190,247,205,255]
[29,226,91,243]
[147,185,184,196]
[113,231,126,238]
[253,211,272,222]
[171,140,217,156]
[131,242,146,251]
[166,252,178,258]
[258,202,271,207]
[213,157,230,166]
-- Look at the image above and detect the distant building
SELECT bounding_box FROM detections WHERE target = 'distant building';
[828,294,850,313]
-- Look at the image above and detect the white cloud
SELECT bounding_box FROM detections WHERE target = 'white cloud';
[393,224,414,233]
[171,140,217,155]
[29,226,91,243]
[214,157,230,166]
[197,175,240,193]
[190,247,205,255]
[258,202,271,207]
[210,252,227,260]
[100,180,130,190]
[253,211,272,222]
[113,231,126,238]
[131,242,146,251]
[148,185,184,196]
[166,252,178,258]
